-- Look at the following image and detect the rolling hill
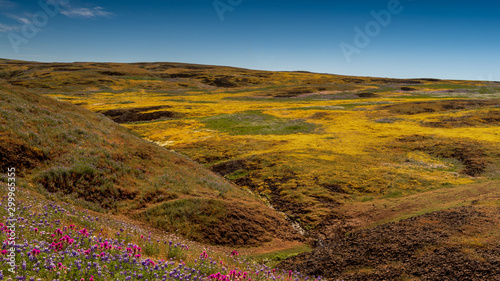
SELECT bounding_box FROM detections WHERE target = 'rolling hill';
[1,58,499,280]
[0,78,298,246]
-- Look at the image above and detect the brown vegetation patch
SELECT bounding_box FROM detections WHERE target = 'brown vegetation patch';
[395,135,493,177]
[0,134,48,175]
[400,86,416,91]
[0,70,26,79]
[205,201,303,246]
[175,142,237,164]
[210,159,252,176]
[139,189,179,205]
[308,112,332,120]
[381,99,500,115]
[160,72,203,79]
[272,87,315,98]
[35,166,137,209]
[419,78,441,82]
[342,78,364,84]
[321,183,348,194]
[183,64,216,70]
[280,207,500,281]
[235,171,312,223]
[204,76,238,87]
[423,109,500,128]
[52,66,91,72]
[99,105,182,123]
[139,198,301,246]
[88,63,117,68]
[97,70,127,76]
[202,76,261,88]
[311,211,363,246]
[357,92,377,98]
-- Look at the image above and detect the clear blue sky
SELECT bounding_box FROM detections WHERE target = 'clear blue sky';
[1,0,499,80]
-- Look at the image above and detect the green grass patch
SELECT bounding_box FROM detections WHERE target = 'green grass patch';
[139,198,227,241]
[288,105,345,111]
[225,169,251,180]
[250,244,312,267]
[360,196,374,202]
[383,190,404,198]
[202,111,318,135]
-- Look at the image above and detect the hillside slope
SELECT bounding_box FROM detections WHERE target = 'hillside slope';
[1,59,499,279]
[1,59,499,233]
[280,206,500,280]
[0,79,298,245]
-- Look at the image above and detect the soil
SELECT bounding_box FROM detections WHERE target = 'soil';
[279,207,500,280]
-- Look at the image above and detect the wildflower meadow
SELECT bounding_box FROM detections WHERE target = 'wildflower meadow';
[0,186,318,281]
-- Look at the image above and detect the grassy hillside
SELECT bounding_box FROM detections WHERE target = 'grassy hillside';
[1,59,499,280]
[1,59,498,233]
[0,79,297,246]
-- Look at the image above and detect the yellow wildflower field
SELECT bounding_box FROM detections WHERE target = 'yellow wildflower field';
[27,63,499,229]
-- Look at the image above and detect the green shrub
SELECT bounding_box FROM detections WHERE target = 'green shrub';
[142,241,160,256]
[167,243,187,260]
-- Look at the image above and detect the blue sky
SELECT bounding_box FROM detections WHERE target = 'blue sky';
[0,0,499,80]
